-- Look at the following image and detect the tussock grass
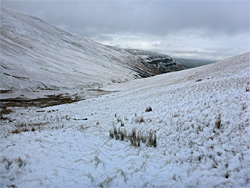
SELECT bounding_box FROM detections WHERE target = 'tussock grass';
[145,106,152,112]
[1,106,13,114]
[134,116,145,123]
[109,125,157,148]
[215,114,221,129]
[246,81,250,92]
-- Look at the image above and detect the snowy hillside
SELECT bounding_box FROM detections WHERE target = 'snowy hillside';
[0,7,161,99]
[125,49,187,73]
[0,52,249,187]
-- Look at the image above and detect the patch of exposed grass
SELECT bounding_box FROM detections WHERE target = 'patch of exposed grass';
[145,106,152,112]
[1,106,13,114]
[109,125,157,148]
[0,90,12,94]
[0,94,83,108]
[246,82,250,92]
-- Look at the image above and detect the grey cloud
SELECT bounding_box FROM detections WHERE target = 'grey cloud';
[2,0,249,36]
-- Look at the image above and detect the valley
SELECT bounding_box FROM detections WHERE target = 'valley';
[0,7,249,188]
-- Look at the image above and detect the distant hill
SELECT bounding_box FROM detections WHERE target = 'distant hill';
[125,49,187,73]
[174,58,216,68]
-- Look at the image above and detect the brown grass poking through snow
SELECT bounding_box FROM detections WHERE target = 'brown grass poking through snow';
[145,106,152,112]
[109,125,157,148]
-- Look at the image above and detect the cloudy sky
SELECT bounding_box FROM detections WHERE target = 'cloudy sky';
[2,0,249,60]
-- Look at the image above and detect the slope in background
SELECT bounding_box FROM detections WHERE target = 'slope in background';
[0,7,185,106]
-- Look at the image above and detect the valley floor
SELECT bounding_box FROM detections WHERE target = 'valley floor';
[0,53,250,187]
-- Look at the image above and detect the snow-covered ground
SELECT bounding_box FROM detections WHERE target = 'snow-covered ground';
[1,52,249,187]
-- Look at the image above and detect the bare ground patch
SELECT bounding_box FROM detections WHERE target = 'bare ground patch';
[0,89,118,109]
[0,94,83,109]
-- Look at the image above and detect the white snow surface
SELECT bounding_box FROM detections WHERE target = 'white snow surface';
[1,52,250,187]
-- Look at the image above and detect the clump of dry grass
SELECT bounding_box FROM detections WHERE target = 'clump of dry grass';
[215,114,221,129]
[11,126,37,134]
[11,129,21,134]
[246,82,250,92]
[145,106,152,112]
[120,121,124,127]
[109,125,157,148]
[109,129,114,139]
[242,103,247,110]
[1,106,13,114]
[11,122,44,134]
[147,130,157,147]
[134,116,145,123]
[2,156,26,170]
[196,79,203,82]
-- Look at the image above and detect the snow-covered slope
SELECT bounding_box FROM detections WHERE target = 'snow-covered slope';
[1,52,249,187]
[0,8,159,95]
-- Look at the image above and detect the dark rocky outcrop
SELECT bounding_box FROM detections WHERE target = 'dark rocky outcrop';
[125,49,187,73]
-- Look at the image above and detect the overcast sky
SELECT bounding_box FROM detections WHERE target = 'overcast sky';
[2,0,250,60]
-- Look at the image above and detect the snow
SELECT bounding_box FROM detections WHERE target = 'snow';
[0,7,157,99]
[1,52,250,187]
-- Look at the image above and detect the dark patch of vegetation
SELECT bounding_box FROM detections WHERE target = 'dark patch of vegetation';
[135,116,145,123]
[0,94,83,108]
[0,90,12,93]
[196,79,203,82]
[36,110,45,112]
[242,103,247,110]
[246,82,250,92]
[109,125,157,148]
[88,89,118,95]
[0,115,9,120]
[120,121,124,127]
[145,106,152,112]
[73,118,88,121]
[9,184,17,188]
[1,106,13,114]
[215,114,221,129]
[12,127,32,134]
[2,157,26,171]
[11,129,21,134]
[10,121,52,134]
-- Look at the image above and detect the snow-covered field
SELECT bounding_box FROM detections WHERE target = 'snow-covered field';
[1,52,249,187]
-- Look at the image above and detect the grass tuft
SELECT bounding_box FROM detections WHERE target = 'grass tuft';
[145,106,152,112]
[109,125,157,148]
